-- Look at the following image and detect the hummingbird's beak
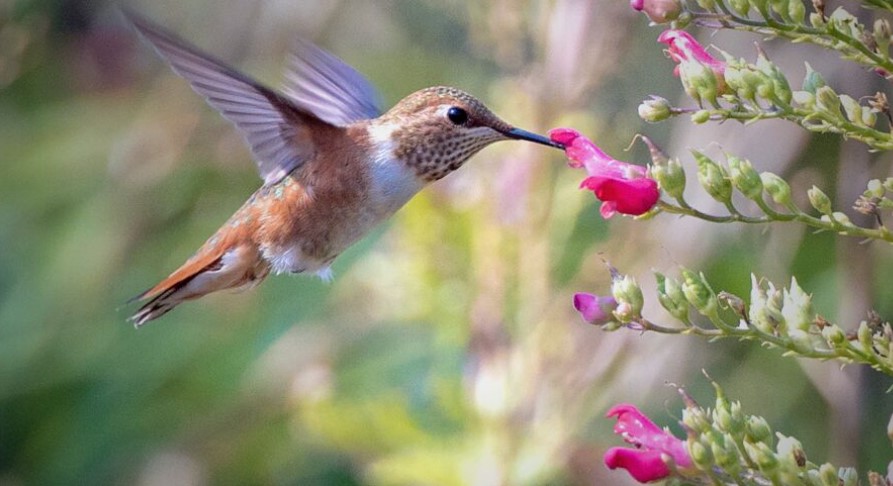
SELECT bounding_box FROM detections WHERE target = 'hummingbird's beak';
[505,127,565,150]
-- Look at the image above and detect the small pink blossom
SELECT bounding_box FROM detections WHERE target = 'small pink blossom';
[605,404,692,483]
[573,293,617,325]
[630,0,682,24]
[549,128,660,219]
[658,30,726,89]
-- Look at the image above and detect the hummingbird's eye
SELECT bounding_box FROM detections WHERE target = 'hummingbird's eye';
[446,106,469,125]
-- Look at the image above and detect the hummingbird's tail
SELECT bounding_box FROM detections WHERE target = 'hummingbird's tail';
[129,244,270,327]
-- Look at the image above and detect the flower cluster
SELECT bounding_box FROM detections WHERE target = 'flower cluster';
[604,404,692,482]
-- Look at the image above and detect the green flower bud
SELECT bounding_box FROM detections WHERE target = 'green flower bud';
[611,276,644,322]
[711,433,741,474]
[744,440,778,473]
[680,61,719,106]
[815,85,842,118]
[792,90,815,108]
[693,151,732,203]
[755,49,792,105]
[788,0,806,23]
[840,95,869,127]
[857,321,874,351]
[807,186,833,214]
[729,401,746,436]
[760,172,792,205]
[875,19,892,53]
[689,440,714,470]
[782,277,813,332]
[638,95,673,122]
[821,211,852,226]
[821,324,847,347]
[802,63,826,93]
[682,404,712,434]
[652,158,686,200]
[866,179,885,198]
[883,177,893,192]
[727,155,763,200]
[656,273,690,321]
[745,415,773,444]
[691,109,711,124]
[818,463,839,486]
[681,269,718,316]
[809,12,826,28]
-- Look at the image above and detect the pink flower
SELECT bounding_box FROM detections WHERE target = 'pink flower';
[630,0,682,24]
[605,404,692,483]
[573,293,617,325]
[658,30,726,91]
[549,128,660,219]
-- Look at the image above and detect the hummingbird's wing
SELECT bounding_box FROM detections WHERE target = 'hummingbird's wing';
[127,12,318,186]
[281,38,382,126]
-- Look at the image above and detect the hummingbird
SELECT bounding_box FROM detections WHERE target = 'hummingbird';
[125,12,563,327]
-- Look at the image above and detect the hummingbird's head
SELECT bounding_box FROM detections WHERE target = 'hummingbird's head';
[377,86,562,182]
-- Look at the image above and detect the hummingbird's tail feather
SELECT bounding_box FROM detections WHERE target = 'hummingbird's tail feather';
[130,244,270,327]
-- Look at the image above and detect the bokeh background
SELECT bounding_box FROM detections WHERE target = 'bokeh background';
[2,0,892,484]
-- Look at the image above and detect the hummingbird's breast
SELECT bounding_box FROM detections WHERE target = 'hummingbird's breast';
[248,124,424,276]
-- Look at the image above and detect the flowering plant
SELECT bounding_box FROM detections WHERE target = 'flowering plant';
[556,0,893,483]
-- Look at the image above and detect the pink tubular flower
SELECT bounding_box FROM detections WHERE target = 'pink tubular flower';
[658,30,726,90]
[549,128,659,219]
[573,293,617,325]
[630,0,682,24]
[605,404,692,483]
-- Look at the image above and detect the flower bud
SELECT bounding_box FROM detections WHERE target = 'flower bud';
[744,440,778,473]
[857,321,874,351]
[681,269,718,317]
[840,95,869,126]
[815,85,842,118]
[782,277,813,332]
[611,276,644,322]
[792,90,815,108]
[801,63,826,93]
[875,19,892,53]
[711,433,741,474]
[727,155,763,200]
[638,95,673,122]
[808,186,833,214]
[761,172,792,205]
[883,177,893,192]
[788,0,806,24]
[818,463,839,486]
[651,158,686,200]
[656,273,690,321]
[866,179,885,198]
[691,109,711,124]
[630,0,683,24]
[689,440,713,470]
[821,324,847,347]
[745,415,773,444]
[821,211,852,226]
[693,151,732,203]
[682,404,712,434]
[755,48,793,105]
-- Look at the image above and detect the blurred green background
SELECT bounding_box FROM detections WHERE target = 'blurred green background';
[1,0,891,484]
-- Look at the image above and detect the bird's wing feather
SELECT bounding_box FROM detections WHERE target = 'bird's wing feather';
[281,37,382,126]
[127,11,317,186]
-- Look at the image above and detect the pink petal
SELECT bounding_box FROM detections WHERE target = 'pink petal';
[573,293,617,325]
[604,447,672,483]
[549,128,614,169]
[630,0,645,10]
[581,176,660,216]
[606,404,692,468]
